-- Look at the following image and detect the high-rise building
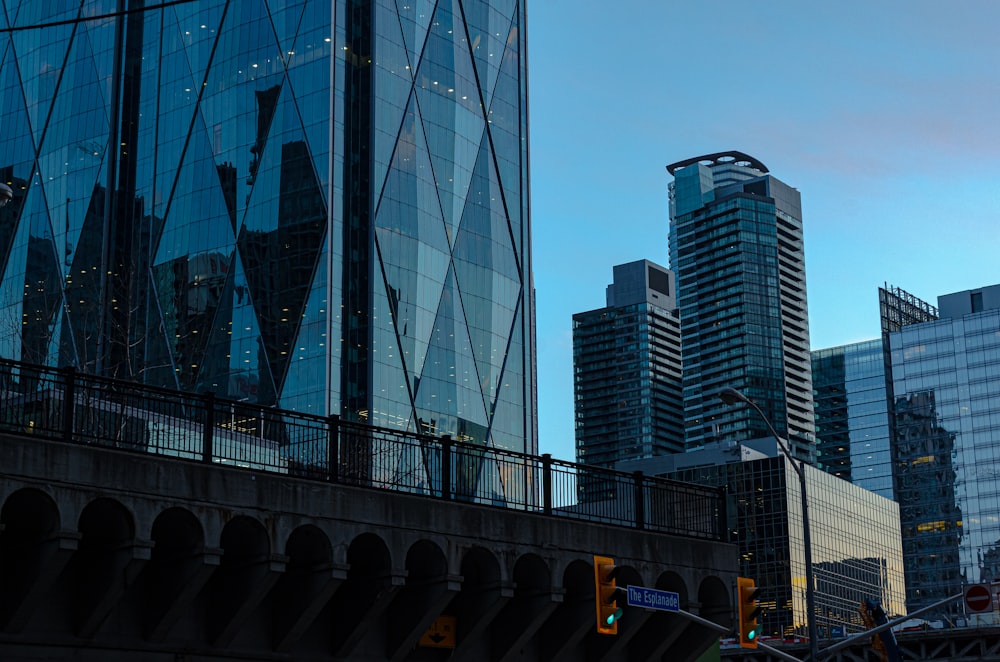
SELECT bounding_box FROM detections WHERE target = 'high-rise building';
[0,2,536,472]
[813,283,1000,616]
[666,152,814,460]
[812,286,940,497]
[572,260,683,470]
[812,339,893,498]
[619,450,906,640]
[886,283,1000,614]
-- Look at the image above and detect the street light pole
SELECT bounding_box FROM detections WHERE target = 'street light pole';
[718,387,819,662]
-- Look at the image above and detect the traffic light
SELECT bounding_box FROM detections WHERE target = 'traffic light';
[737,577,763,648]
[593,555,623,635]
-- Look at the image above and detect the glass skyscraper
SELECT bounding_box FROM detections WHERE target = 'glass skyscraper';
[0,2,536,466]
[667,152,814,460]
[572,260,683,472]
[813,283,1000,616]
[887,284,1000,614]
[812,339,894,498]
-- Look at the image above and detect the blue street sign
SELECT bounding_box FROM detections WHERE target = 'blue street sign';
[626,585,680,612]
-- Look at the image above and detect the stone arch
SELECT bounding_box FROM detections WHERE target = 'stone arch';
[218,515,270,557]
[78,497,135,544]
[346,532,392,577]
[0,487,63,630]
[697,574,732,627]
[654,569,689,605]
[450,546,503,647]
[562,557,594,603]
[615,563,643,595]
[1,487,60,538]
[285,524,333,568]
[143,507,209,640]
[271,524,336,650]
[150,507,205,556]
[403,539,447,581]
[73,497,139,637]
[207,515,273,646]
[459,545,502,590]
[536,559,595,659]
[512,553,550,591]
[328,533,393,656]
[384,539,452,657]
[488,553,552,661]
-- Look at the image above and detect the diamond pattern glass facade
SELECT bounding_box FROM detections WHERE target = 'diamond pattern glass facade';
[0,2,536,471]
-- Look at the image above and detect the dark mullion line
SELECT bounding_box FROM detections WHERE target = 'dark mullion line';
[1,0,199,33]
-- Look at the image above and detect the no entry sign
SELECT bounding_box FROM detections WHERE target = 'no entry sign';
[964,584,993,613]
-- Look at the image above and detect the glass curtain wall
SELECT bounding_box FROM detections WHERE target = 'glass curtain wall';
[0,1,535,496]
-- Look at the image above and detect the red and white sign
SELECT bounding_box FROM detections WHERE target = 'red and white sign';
[964,584,993,613]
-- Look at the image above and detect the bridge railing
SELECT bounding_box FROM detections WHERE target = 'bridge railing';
[0,357,725,540]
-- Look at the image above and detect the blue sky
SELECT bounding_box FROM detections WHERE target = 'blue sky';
[526,1,1000,462]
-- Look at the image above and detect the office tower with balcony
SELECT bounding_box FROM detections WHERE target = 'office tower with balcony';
[0,2,536,486]
[572,260,683,470]
[666,152,814,460]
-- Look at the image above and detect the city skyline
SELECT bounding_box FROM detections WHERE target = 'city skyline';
[529,1,1000,461]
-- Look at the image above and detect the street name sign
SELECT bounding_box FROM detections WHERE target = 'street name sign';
[626,585,680,612]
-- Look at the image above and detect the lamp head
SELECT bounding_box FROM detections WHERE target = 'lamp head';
[717,387,746,406]
[0,183,11,207]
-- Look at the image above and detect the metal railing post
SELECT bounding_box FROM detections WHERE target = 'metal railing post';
[61,366,76,444]
[718,487,729,541]
[440,436,452,500]
[202,392,215,464]
[327,414,340,482]
[633,471,646,530]
[542,453,552,515]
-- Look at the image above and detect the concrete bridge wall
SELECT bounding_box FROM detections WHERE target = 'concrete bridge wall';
[0,433,737,661]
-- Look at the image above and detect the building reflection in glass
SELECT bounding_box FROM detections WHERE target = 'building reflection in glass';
[888,286,1000,616]
[0,1,536,503]
[813,339,894,498]
[668,455,905,639]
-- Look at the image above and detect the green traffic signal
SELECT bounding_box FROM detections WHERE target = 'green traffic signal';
[737,577,763,649]
[593,555,623,635]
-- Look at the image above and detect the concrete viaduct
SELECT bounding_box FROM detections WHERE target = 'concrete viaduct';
[0,432,737,661]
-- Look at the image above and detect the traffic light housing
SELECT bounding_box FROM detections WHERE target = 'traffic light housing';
[737,577,763,648]
[593,555,623,635]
